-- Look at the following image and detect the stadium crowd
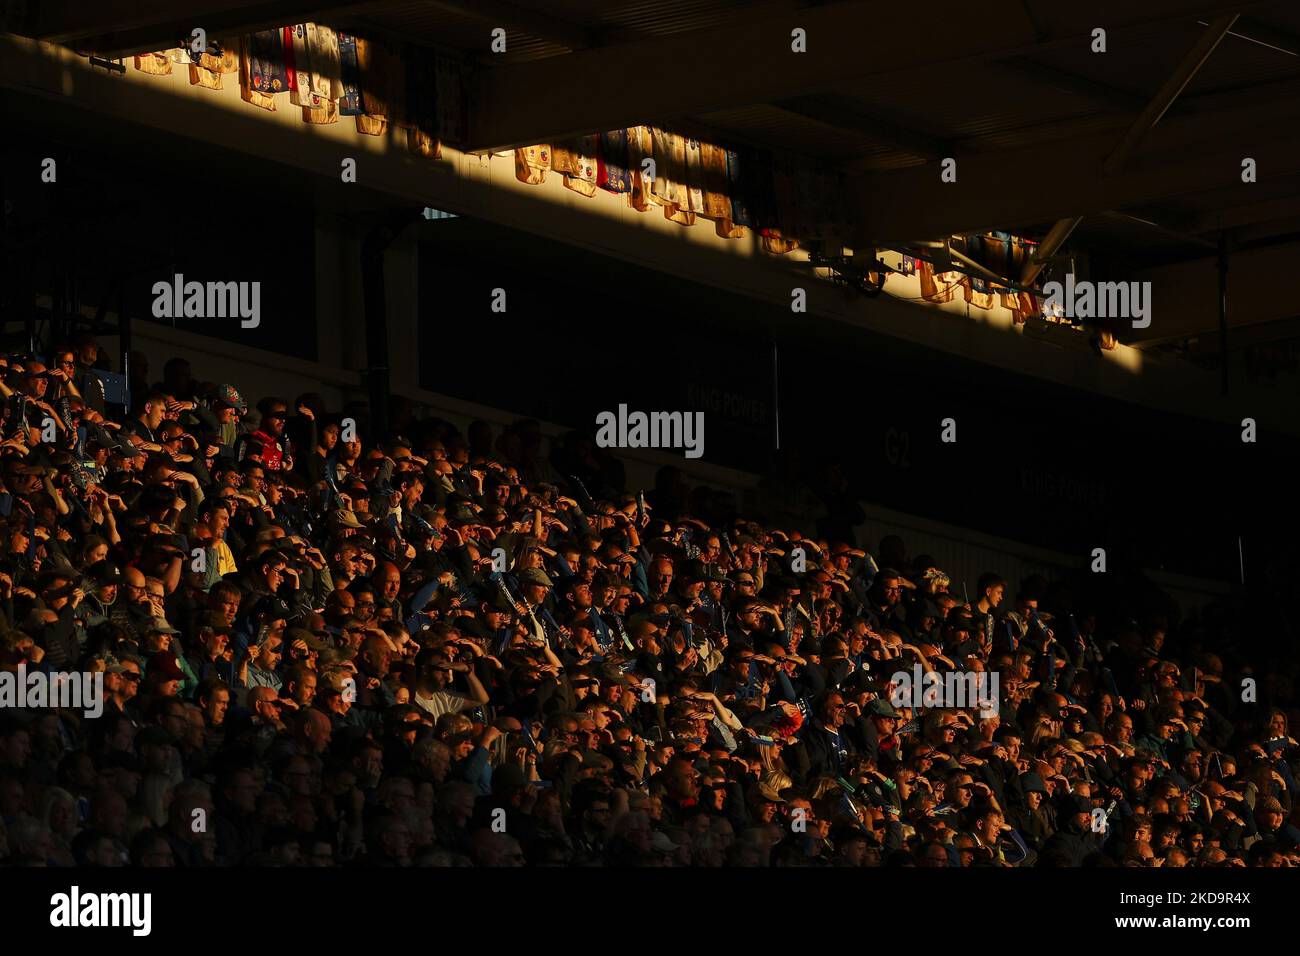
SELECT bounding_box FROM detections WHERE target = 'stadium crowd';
[0,336,1297,868]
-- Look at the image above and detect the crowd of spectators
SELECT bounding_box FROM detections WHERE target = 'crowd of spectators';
[0,336,1297,868]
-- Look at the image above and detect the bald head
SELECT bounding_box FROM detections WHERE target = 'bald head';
[246,686,279,708]
[360,635,393,677]
[298,708,332,753]
[375,561,402,599]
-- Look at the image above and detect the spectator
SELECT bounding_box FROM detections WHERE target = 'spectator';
[0,344,1294,870]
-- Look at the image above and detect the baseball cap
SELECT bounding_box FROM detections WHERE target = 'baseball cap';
[650,832,681,855]
[1019,772,1049,795]
[148,533,188,556]
[1066,794,1094,816]
[251,596,292,622]
[916,600,944,621]
[215,385,247,412]
[946,608,979,631]
[478,589,514,613]
[331,510,365,530]
[148,651,184,681]
[757,783,786,803]
[86,560,125,586]
[285,627,329,654]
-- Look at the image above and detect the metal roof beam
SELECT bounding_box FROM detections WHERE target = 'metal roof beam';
[853,91,1300,241]
[1103,14,1237,175]
[464,0,1260,152]
[773,95,952,160]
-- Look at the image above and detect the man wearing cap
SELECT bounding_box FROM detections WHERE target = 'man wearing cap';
[1040,793,1102,865]
[1135,707,1191,768]
[188,617,238,687]
[104,655,144,719]
[185,383,246,457]
[33,572,87,670]
[330,509,367,540]
[459,589,516,653]
[789,690,858,784]
[670,560,710,614]
[239,398,293,472]
[859,697,904,767]
[144,649,186,699]
[1007,771,1055,850]
[244,685,289,742]
[13,361,72,436]
[144,618,196,697]
[81,559,124,629]
[1253,796,1300,848]
[236,551,290,624]
[515,567,563,645]
[282,625,329,670]
[748,781,786,828]
[237,630,284,693]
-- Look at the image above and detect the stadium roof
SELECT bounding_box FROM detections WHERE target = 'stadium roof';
[9,0,1300,349]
